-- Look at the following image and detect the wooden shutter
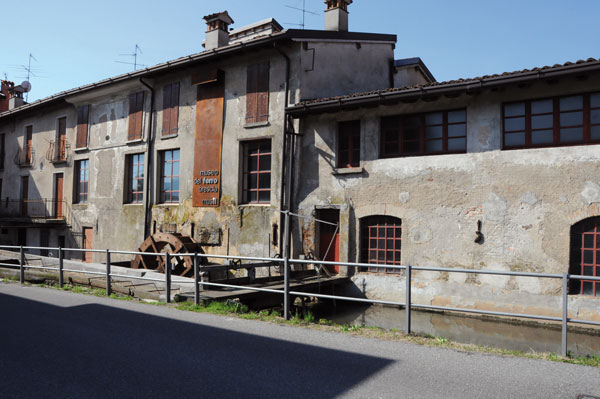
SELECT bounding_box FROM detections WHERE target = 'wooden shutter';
[162,84,172,135]
[128,91,144,140]
[162,83,179,136]
[257,62,270,122]
[76,105,89,148]
[246,64,258,124]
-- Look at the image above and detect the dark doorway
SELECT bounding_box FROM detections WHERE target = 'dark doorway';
[17,228,26,246]
[40,229,49,256]
[318,209,340,274]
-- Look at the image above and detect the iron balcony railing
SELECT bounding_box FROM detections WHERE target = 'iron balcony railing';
[0,198,70,222]
[14,147,35,167]
[46,138,70,163]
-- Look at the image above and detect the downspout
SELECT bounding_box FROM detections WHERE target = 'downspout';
[140,77,154,238]
[274,43,291,253]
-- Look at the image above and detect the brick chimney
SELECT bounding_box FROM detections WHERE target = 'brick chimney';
[203,11,234,51]
[0,80,12,113]
[324,0,352,32]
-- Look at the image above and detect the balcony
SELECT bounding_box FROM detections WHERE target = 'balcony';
[0,198,70,224]
[46,138,70,163]
[14,147,35,167]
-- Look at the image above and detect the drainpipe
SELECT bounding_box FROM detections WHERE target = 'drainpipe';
[274,43,291,252]
[139,77,154,238]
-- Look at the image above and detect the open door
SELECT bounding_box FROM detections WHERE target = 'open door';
[318,209,340,273]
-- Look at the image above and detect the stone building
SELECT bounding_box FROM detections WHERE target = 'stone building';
[287,58,600,320]
[0,2,400,264]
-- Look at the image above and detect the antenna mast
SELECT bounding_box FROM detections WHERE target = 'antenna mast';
[116,44,146,71]
[284,0,319,29]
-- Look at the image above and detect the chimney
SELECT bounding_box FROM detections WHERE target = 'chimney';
[203,11,234,51]
[324,0,352,32]
[0,80,13,113]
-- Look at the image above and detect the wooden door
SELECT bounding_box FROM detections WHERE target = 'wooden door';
[54,174,64,218]
[20,176,28,217]
[83,227,93,263]
[318,209,340,273]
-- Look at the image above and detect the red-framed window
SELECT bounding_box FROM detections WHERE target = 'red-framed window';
[503,92,600,149]
[337,120,360,168]
[127,153,144,203]
[160,149,179,203]
[360,216,402,273]
[75,159,89,204]
[242,140,271,204]
[570,217,600,296]
[381,109,466,157]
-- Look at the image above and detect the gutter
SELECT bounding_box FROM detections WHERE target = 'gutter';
[286,60,600,116]
[139,77,154,238]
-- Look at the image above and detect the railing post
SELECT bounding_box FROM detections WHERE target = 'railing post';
[405,264,412,335]
[165,252,171,303]
[19,245,25,284]
[561,272,568,357]
[106,249,111,297]
[283,210,291,320]
[194,252,199,306]
[58,247,64,288]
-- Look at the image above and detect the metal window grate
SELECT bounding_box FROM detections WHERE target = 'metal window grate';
[243,140,271,204]
[361,216,401,273]
[580,223,600,296]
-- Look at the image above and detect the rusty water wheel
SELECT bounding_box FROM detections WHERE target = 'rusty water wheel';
[130,232,206,277]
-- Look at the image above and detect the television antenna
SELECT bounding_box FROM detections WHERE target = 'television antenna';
[284,0,319,29]
[115,44,147,71]
[12,53,40,101]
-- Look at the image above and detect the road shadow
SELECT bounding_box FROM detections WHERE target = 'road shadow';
[0,293,393,399]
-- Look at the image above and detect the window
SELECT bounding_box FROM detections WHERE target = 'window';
[242,140,271,204]
[162,83,180,136]
[246,62,269,124]
[381,109,466,157]
[128,91,145,141]
[569,217,600,296]
[76,105,90,148]
[360,216,402,273]
[24,125,33,164]
[337,120,360,168]
[160,149,179,203]
[0,133,4,170]
[126,153,145,203]
[503,92,600,149]
[75,159,89,203]
[55,117,67,161]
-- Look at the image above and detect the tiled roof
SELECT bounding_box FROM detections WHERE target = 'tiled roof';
[295,57,600,107]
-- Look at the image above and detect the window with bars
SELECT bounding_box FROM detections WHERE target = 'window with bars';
[160,149,180,203]
[162,82,180,136]
[246,62,270,124]
[75,159,89,204]
[381,109,466,157]
[570,217,600,296]
[242,140,271,204]
[126,153,144,203]
[337,120,361,168]
[503,92,600,149]
[360,216,402,273]
[128,91,145,141]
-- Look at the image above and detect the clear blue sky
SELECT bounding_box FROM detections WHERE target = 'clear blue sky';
[2,0,599,102]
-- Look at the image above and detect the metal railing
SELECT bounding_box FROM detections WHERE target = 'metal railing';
[0,198,70,221]
[14,147,35,167]
[46,138,70,163]
[2,243,600,358]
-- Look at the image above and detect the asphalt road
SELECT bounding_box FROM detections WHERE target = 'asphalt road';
[1,283,599,399]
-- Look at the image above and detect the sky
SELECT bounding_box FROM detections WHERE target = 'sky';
[2,0,599,102]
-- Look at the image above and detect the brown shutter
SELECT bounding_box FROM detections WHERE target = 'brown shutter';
[169,82,180,134]
[246,64,258,124]
[257,62,270,122]
[128,93,137,140]
[135,91,144,139]
[162,84,172,135]
[76,105,89,148]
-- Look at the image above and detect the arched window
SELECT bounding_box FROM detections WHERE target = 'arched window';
[360,216,402,273]
[569,217,600,296]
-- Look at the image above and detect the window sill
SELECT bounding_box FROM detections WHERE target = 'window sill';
[123,203,144,206]
[160,132,178,140]
[239,203,271,208]
[73,146,89,153]
[72,203,88,209]
[332,166,364,176]
[244,121,270,129]
[126,138,144,145]
[155,203,179,207]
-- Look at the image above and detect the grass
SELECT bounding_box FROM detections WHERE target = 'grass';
[3,278,599,368]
